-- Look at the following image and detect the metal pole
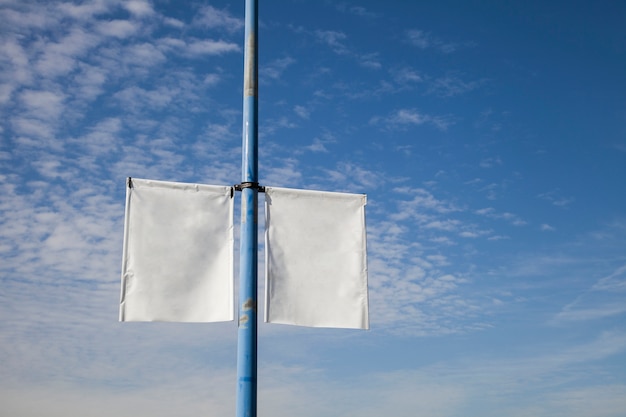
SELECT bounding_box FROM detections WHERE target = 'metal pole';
[236,0,258,416]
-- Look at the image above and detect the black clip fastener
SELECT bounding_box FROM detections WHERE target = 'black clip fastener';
[234,182,265,193]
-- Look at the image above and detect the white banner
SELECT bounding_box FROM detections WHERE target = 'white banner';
[264,187,369,329]
[120,178,234,322]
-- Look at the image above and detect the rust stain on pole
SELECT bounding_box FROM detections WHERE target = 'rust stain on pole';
[244,33,257,97]
[243,298,257,312]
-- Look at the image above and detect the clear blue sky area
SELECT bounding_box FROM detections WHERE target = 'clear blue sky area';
[1,1,625,416]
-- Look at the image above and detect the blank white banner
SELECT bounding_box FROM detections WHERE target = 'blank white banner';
[120,178,234,322]
[264,187,369,329]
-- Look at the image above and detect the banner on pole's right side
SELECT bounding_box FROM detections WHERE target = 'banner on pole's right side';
[264,187,369,330]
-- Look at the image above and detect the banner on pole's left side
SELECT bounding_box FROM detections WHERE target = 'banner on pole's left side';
[119,178,234,322]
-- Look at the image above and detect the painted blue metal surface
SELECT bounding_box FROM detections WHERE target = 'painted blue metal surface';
[236,0,258,417]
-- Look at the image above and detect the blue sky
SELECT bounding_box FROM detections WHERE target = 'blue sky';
[1,0,625,416]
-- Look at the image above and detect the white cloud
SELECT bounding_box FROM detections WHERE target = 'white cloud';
[305,138,327,152]
[391,187,460,220]
[428,74,484,97]
[19,89,66,121]
[187,39,240,55]
[538,190,575,207]
[321,162,383,191]
[35,51,77,79]
[263,116,298,138]
[123,0,155,17]
[458,229,491,238]
[194,5,243,32]
[163,17,185,28]
[263,57,296,80]
[122,42,167,66]
[157,36,186,51]
[71,63,108,101]
[406,29,458,53]
[359,53,381,69]
[57,0,112,21]
[0,38,33,86]
[407,29,430,48]
[34,27,101,78]
[203,73,221,86]
[552,264,626,324]
[479,156,502,168]
[304,132,335,153]
[391,67,423,84]
[114,85,178,111]
[96,19,139,38]
[11,117,56,141]
[425,219,462,231]
[293,105,310,119]
[315,30,349,54]
[475,207,527,226]
[263,158,303,187]
[335,4,377,18]
[1,5,57,29]
[71,117,123,156]
[370,108,454,131]
[593,264,626,291]
[0,84,12,105]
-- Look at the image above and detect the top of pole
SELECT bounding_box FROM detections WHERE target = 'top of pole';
[241,0,258,184]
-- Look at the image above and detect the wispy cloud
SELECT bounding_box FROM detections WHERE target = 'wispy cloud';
[392,187,461,220]
[304,131,336,153]
[306,138,327,152]
[427,74,484,97]
[293,105,310,119]
[538,190,575,207]
[552,264,626,324]
[321,162,384,191]
[95,19,140,38]
[359,53,381,69]
[56,1,111,21]
[391,67,423,85]
[479,156,503,168]
[315,30,349,55]
[156,37,240,58]
[475,207,527,226]
[335,3,378,18]
[262,116,298,137]
[193,5,243,32]
[406,29,458,53]
[263,158,303,187]
[123,0,156,18]
[186,39,240,55]
[18,89,66,121]
[370,108,454,131]
[262,57,296,80]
